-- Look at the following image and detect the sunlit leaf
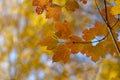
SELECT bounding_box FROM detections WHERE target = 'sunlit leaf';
[39,36,58,50]
[81,43,106,61]
[55,20,73,39]
[52,44,70,63]
[66,35,83,54]
[46,4,62,19]
[32,0,50,7]
[108,0,120,15]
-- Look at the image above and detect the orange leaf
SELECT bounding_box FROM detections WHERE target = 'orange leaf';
[93,22,107,36]
[82,28,95,40]
[32,0,50,7]
[65,0,79,11]
[35,6,44,15]
[46,4,62,19]
[82,22,107,40]
[81,43,106,62]
[52,44,70,63]
[101,6,118,26]
[39,36,57,50]
[66,35,83,54]
[80,0,88,4]
[103,33,118,55]
[55,21,73,39]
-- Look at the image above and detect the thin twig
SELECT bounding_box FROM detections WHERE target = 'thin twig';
[95,0,107,25]
[111,15,120,28]
[103,0,120,55]
[73,33,108,44]
[103,0,109,24]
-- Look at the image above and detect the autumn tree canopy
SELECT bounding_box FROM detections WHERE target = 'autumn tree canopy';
[0,0,120,80]
[32,0,120,62]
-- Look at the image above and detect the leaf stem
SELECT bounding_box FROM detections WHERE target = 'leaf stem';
[73,34,107,44]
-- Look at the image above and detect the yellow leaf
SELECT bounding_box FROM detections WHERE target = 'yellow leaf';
[111,6,120,15]
[108,0,120,15]
[39,36,58,50]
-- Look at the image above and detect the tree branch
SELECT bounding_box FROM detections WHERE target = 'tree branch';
[103,0,120,55]
[73,33,108,44]
[95,0,108,25]
[71,0,120,56]
[111,15,120,28]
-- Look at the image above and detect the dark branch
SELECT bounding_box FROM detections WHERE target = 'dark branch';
[103,0,120,55]
[111,15,120,28]
[95,0,107,25]
[73,33,108,44]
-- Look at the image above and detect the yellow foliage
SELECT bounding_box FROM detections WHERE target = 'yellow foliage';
[108,0,120,15]
[96,56,120,80]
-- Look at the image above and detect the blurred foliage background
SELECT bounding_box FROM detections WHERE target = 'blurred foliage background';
[0,0,120,80]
